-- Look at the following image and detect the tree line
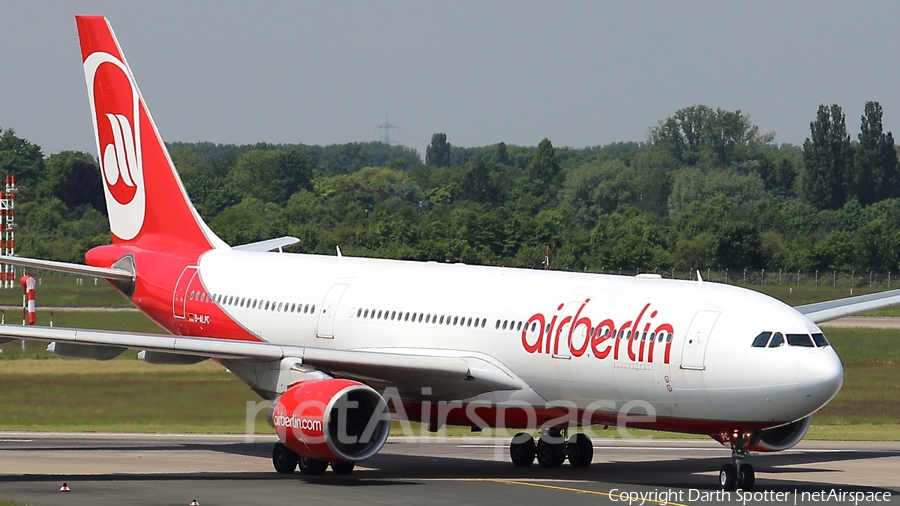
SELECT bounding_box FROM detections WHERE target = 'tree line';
[2,100,900,274]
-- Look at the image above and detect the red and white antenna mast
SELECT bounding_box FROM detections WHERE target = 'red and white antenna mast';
[1,175,15,288]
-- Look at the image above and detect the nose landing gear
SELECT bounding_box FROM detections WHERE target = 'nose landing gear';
[719,432,755,491]
[508,428,593,468]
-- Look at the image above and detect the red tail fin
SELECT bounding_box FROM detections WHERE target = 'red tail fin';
[76,16,226,251]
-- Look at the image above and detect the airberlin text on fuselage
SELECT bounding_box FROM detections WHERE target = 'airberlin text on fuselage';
[521,299,675,364]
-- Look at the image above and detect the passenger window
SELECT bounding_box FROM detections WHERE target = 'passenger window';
[304,304,309,314]
[264,301,270,310]
[626,331,632,340]
[356,308,361,317]
[751,331,772,348]
[311,305,316,313]
[404,312,410,322]
[650,332,656,342]
[786,333,814,347]
[481,319,486,328]
[768,332,784,348]
[446,315,452,325]
[426,314,431,323]
[496,320,501,329]
[503,320,508,330]
[467,318,472,327]
[411,312,417,321]
[418,313,423,323]
[453,316,458,325]
[440,315,445,324]
[291,303,296,312]
[812,333,829,347]
[377,310,383,319]
[516,321,522,331]
[189,291,195,300]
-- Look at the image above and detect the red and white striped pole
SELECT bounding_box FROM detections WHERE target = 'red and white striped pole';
[21,275,35,325]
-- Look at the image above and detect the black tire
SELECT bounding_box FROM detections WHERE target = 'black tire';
[536,438,565,468]
[566,433,593,468]
[331,461,355,474]
[272,442,298,474]
[719,463,737,491]
[509,433,536,467]
[738,463,755,490]
[298,455,329,475]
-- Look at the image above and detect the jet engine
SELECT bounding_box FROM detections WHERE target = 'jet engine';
[749,416,812,452]
[269,379,390,463]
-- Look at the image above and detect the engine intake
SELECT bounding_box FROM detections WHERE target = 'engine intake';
[750,416,812,452]
[269,379,390,463]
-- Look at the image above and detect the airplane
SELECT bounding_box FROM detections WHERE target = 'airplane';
[1,14,897,492]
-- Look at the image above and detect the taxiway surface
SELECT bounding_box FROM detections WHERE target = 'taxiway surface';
[0,434,897,505]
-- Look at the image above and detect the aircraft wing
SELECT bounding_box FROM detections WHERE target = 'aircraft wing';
[794,288,900,323]
[0,255,133,281]
[0,325,521,399]
[232,236,300,252]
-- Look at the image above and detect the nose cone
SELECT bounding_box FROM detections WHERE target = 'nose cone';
[798,350,843,410]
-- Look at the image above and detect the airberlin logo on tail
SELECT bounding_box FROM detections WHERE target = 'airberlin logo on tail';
[521,299,676,364]
[83,51,146,241]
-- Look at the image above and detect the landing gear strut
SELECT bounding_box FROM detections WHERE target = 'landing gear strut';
[719,432,755,491]
[508,429,593,468]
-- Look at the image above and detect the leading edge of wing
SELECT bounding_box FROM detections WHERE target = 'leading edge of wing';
[795,288,900,323]
[0,325,519,391]
[0,255,133,281]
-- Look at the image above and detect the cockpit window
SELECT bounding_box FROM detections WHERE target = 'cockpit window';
[768,332,784,348]
[786,333,814,347]
[751,331,772,348]
[811,333,830,347]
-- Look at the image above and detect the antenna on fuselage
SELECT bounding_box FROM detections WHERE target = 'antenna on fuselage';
[697,270,703,283]
[336,246,343,258]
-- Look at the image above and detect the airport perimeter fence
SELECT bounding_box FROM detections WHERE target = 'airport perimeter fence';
[595,267,899,289]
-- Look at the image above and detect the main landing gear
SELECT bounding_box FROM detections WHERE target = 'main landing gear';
[719,433,755,491]
[509,428,593,468]
[272,442,356,475]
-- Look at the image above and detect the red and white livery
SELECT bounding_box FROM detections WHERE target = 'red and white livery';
[3,15,897,491]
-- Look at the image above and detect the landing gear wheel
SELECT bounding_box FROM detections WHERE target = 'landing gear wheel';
[509,433,536,467]
[738,463,755,490]
[566,433,593,467]
[536,436,566,468]
[719,463,737,491]
[272,442,298,474]
[298,455,329,475]
[331,461,355,474]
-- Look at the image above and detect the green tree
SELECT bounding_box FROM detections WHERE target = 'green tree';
[525,138,561,190]
[426,133,451,167]
[802,104,853,210]
[42,151,106,213]
[852,101,899,206]
[228,148,313,205]
[650,106,774,167]
[0,127,46,200]
[460,161,497,204]
[497,142,509,165]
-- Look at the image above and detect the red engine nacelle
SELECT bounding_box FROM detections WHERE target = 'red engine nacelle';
[269,379,391,463]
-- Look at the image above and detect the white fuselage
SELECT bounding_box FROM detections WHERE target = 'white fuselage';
[191,250,843,429]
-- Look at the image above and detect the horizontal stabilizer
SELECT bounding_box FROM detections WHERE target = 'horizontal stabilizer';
[0,255,133,281]
[232,236,300,252]
[795,288,900,323]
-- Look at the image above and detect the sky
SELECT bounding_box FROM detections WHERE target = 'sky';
[2,1,900,158]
